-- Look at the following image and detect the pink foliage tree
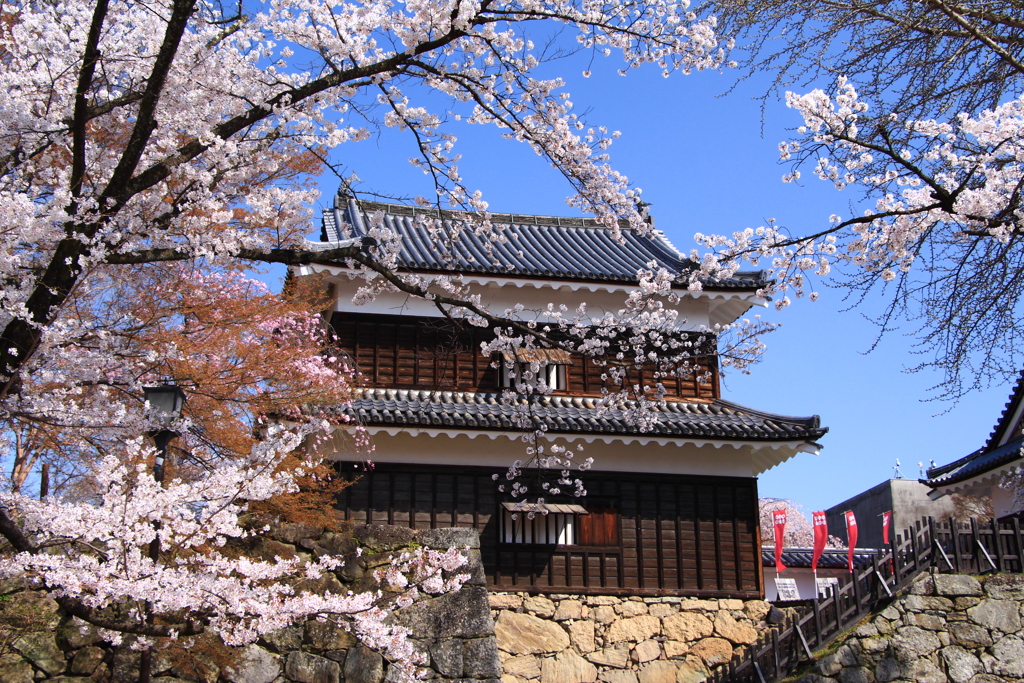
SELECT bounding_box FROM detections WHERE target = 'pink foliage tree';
[0,0,745,674]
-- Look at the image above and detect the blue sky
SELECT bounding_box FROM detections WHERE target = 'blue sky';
[292,49,1013,520]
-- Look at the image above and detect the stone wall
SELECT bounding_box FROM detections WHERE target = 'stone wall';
[489,593,782,683]
[802,573,1024,683]
[0,525,500,683]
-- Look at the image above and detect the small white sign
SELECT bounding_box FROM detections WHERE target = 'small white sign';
[775,577,799,601]
[816,577,839,598]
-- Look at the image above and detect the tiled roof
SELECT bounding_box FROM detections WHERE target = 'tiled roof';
[343,388,826,442]
[762,548,882,570]
[924,370,1024,488]
[925,436,1024,487]
[984,370,1024,450]
[318,195,766,289]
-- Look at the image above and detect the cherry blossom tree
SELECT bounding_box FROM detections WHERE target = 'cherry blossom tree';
[693,0,1024,400]
[0,0,745,674]
[759,498,843,548]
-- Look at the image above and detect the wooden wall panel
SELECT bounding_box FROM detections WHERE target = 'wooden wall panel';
[330,313,718,399]
[334,462,760,597]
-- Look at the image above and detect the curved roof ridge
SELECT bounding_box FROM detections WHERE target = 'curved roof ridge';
[346,387,827,442]
[317,194,767,291]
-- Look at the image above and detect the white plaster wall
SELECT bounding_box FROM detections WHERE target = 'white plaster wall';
[304,266,762,329]
[762,567,848,602]
[318,429,776,478]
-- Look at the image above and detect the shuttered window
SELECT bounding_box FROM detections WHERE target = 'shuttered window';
[578,507,619,546]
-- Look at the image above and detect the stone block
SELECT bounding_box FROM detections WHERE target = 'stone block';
[569,620,596,654]
[637,661,678,683]
[633,640,661,663]
[933,574,983,597]
[69,646,106,676]
[605,616,660,644]
[541,650,597,683]
[261,626,303,653]
[890,626,941,661]
[490,593,524,610]
[675,657,709,683]
[616,602,648,617]
[879,606,900,621]
[284,652,341,683]
[874,657,900,683]
[555,600,584,621]
[430,639,464,678]
[903,595,953,612]
[342,647,382,683]
[968,599,1021,632]
[953,597,981,610]
[317,532,358,555]
[913,614,945,631]
[590,606,618,624]
[940,645,982,683]
[109,646,141,683]
[495,611,570,654]
[225,645,280,683]
[353,524,417,550]
[663,640,690,659]
[678,600,716,611]
[0,655,33,683]
[990,635,1024,677]
[525,596,557,618]
[718,600,743,611]
[587,597,620,606]
[270,522,321,545]
[396,585,495,640]
[898,657,945,683]
[304,620,356,650]
[598,671,638,683]
[949,622,992,648]
[12,633,65,677]
[687,638,733,667]
[417,527,480,549]
[4,591,60,630]
[648,604,675,619]
[503,655,541,679]
[853,623,878,638]
[586,644,630,669]
[294,571,345,596]
[662,613,713,643]
[984,574,1024,600]
[908,575,934,596]
[59,617,104,650]
[837,667,871,683]
[742,600,770,622]
[859,637,888,654]
[464,637,502,678]
[713,612,757,645]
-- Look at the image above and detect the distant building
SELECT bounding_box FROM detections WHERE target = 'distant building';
[824,479,955,549]
[760,548,883,602]
[300,192,828,599]
[925,372,1024,520]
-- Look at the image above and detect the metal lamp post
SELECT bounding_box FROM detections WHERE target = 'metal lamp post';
[143,384,186,483]
[139,384,185,683]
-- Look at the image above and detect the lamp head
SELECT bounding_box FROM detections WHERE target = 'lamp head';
[143,384,187,426]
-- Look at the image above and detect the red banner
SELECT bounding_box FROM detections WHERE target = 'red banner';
[811,511,828,571]
[882,511,892,545]
[845,510,858,573]
[773,509,787,572]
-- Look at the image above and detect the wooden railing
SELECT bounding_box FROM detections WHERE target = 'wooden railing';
[708,516,1024,683]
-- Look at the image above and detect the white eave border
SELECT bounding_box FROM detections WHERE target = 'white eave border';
[929,454,1024,497]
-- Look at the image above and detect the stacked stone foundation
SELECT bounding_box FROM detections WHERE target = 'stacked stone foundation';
[490,593,781,683]
[801,573,1024,683]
